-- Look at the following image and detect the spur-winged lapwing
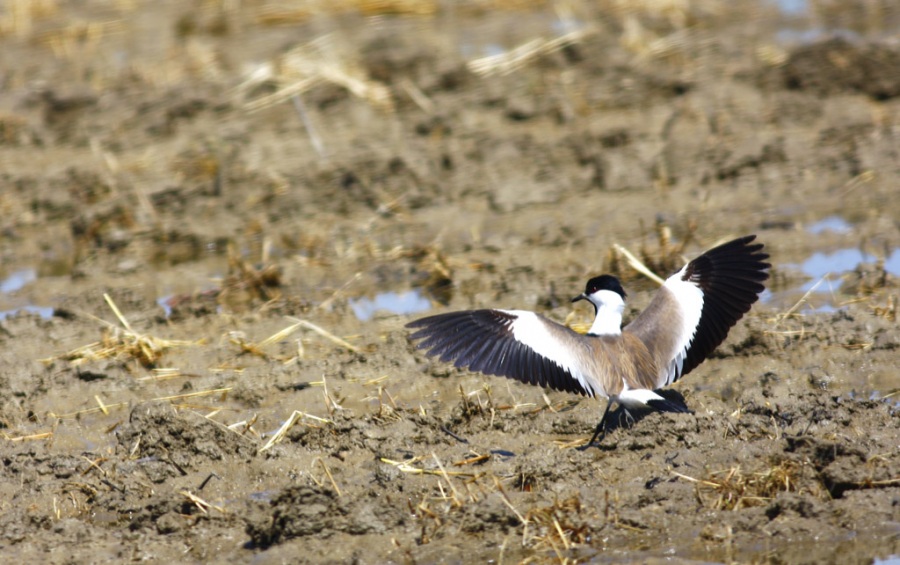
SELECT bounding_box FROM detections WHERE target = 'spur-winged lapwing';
[406,235,770,448]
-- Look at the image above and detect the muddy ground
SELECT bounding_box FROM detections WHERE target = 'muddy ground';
[1,1,899,563]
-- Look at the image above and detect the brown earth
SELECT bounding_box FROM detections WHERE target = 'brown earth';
[1,1,899,564]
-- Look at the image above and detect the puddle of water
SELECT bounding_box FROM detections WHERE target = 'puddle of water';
[157,295,174,318]
[806,215,852,235]
[0,268,53,320]
[248,490,277,503]
[798,247,900,289]
[349,289,432,322]
[765,245,899,313]
[884,249,900,276]
[0,268,37,294]
[775,25,866,46]
[797,248,876,291]
[771,0,868,47]
[760,288,838,313]
[455,8,586,60]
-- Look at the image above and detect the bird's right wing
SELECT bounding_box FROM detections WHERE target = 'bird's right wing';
[407,309,596,396]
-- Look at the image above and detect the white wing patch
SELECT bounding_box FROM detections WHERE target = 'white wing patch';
[660,266,704,385]
[501,309,596,396]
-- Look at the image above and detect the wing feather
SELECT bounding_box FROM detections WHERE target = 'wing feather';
[407,309,595,396]
[626,235,770,387]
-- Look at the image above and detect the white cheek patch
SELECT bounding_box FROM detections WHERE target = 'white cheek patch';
[587,290,624,336]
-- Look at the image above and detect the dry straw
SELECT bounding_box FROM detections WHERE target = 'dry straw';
[468,28,593,76]
[180,490,227,515]
[51,293,199,369]
[237,33,393,113]
[672,460,809,510]
[258,410,333,453]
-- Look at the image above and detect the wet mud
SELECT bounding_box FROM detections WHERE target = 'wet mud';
[1,1,899,563]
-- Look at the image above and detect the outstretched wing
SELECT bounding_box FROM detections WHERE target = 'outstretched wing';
[406,309,595,396]
[625,235,770,387]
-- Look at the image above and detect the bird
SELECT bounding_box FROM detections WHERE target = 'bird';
[406,235,770,448]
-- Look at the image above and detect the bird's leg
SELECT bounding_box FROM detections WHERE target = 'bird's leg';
[619,407,635,428]
[577,400,614,450]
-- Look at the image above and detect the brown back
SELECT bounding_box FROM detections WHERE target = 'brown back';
[584,332,660,396]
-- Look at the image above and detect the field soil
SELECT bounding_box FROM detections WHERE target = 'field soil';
[1,2,899,563]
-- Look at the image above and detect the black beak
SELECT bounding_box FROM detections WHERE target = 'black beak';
[571,293,587,304]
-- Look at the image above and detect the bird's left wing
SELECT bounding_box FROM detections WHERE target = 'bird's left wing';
[626,235,770,387]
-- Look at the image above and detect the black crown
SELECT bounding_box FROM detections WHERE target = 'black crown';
[584,275,626,299]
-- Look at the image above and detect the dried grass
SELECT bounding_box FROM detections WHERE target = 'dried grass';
[366,385,405,423]
[217,243,283,309]
[769,276,831,327]
[254,0,438,24]
[467,27,593,77]
[39,18,125,60]
[605,220,698,285]
[380,455,483,480]
[253,0,563,24]
[869,294,896,321]
[310,456,343,496]
[523,496,589,560]
[673,460,811,510]
[238,33,393,113]
[761,274,879,352]
[0,0,58,39]
[231,316,363,369]
[51,294,199,369]
[610,243,665,286]
[258,410,333,453]
[180,490,227,514]
[600,0,695,27]
[394,244,454,305]
[49,387,234,419]
[385,449,599,560]
[2,431,54,442]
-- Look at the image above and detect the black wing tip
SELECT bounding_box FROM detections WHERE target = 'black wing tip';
[405,310,486,333]
[709,234,768,257]
[687,235,772,283]
[404,311,460,329]
[406,309,514,324]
